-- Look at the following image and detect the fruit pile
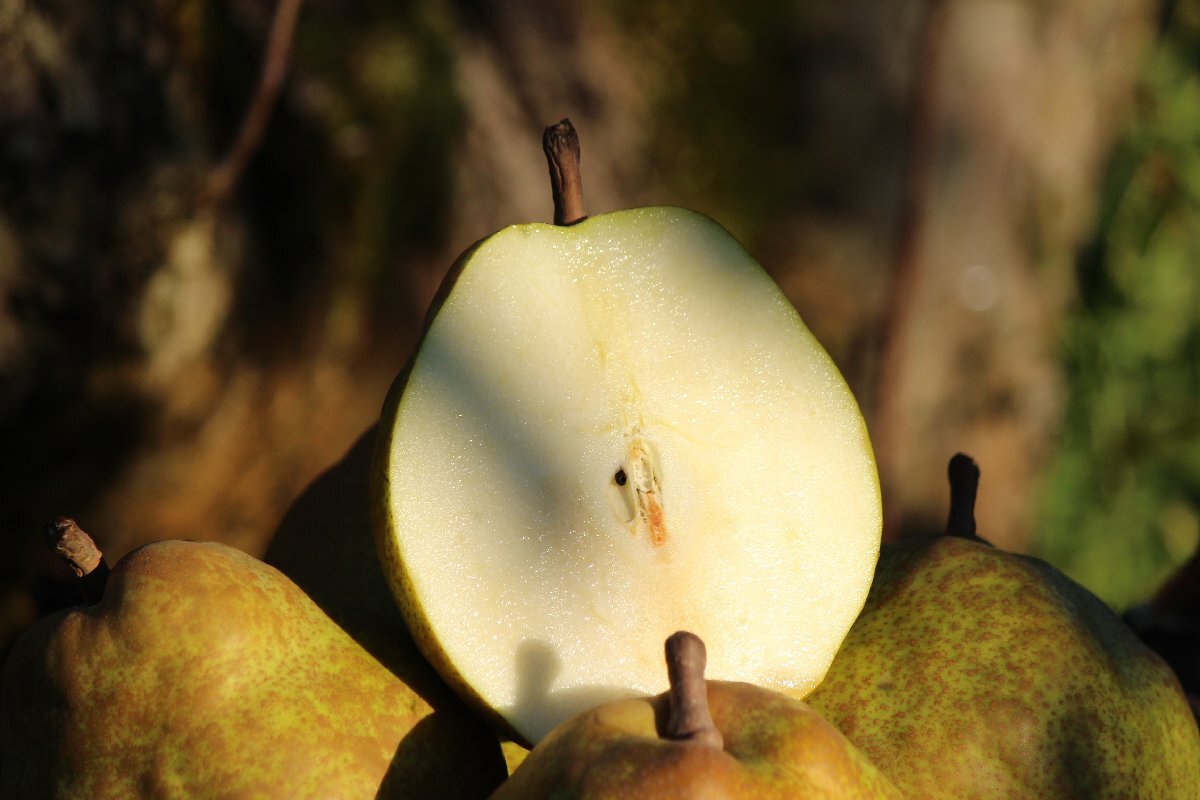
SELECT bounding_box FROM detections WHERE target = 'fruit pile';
[2,122,1197,799]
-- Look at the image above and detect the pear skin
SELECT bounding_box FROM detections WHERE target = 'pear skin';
[1,536,505,799]
[806,455,1200,799]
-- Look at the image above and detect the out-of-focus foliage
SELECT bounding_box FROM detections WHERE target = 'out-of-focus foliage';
[1034,1,1200,609]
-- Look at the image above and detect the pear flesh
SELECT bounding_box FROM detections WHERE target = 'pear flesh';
[375,206,882,744]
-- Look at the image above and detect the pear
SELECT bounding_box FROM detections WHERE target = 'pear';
[1,519,506,799]
[492,631,903,799]
[806,454,1200,799]
[372,120,882,746]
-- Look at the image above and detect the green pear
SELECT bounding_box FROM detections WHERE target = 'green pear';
[806,455,1200,799]
[373,119,882,746]
[492,631,903,799]
[1,519,505,799]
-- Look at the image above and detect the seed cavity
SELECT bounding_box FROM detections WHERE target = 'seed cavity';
[606,433,669,546]
[626,437,668,547]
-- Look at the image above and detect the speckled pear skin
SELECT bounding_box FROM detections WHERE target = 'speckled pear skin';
[492,680,904,800]
[0,540,506,799]
[806,534,1200,799]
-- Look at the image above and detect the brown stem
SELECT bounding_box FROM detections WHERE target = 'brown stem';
[663,631,723,750]
[945,453,981,541]
[45,517,109,603]
[202,0,305,207]
[543,119,587,226]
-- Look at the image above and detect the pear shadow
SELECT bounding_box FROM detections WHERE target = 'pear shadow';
[409,329,589,552]
[513,638,561,733]
[504,638,642,745]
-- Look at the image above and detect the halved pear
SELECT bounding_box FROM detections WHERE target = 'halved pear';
[373,206,881,745]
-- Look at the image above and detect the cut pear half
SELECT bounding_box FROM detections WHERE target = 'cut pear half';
[374,207,881,745]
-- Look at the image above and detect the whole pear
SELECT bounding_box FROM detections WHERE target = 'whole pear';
[806,455,1200,799]
[493,631,902,800]
[1,519,505,799]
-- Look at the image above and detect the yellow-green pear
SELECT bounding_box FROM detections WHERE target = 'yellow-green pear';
[492,631,903,799]
[806,455,1200,799]
[0,519,505,799]
[372,119,882,746]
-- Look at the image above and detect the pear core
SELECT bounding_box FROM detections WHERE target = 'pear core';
[375,206,882,744]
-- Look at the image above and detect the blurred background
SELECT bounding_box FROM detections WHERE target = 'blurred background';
[1,0,1198,660]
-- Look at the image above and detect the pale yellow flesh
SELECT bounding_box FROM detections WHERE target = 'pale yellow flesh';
[378,207,881,744]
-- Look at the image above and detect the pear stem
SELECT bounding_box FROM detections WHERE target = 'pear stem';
[946,453,980,539]
[543,119,587,226]
[663,631,724,750]
[45,517,109,603]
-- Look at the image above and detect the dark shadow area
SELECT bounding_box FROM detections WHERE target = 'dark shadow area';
[376,710,507,799]
[0,611,68,797]
[1124,604,1200,719]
